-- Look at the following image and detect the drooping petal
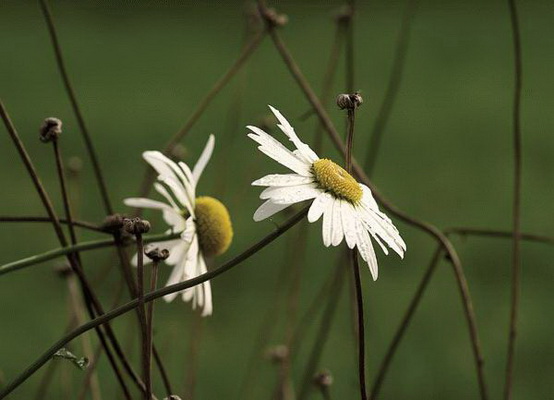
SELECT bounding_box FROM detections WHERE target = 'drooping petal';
[355,219,378,280]
[322,199,334,247]
[331,198,344,246]
[192,134,215,182]
[253,200,292,222]
[259,183,320,204]
[161,176,195,217]
[252,173,314,187]
[124,197,173,211]
[308,192,332,223]
[268,105,319,163]
[247,126,311,176]
[341,201,357,249]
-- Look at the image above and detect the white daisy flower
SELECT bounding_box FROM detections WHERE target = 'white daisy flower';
[124,135,233,316]
[248,106,406,280]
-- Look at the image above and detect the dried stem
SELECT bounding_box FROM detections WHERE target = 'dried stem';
[351,252,367,400]
[137,29,266,199]
[135,235,151,400]
[147,261,160,398]
[38,0,112,214]
[370,246,442,399]
[0,232,179,276]
[0,206,309,398]
[505,0,523,397]
[0,216,104,232]
[364,0,419,176]
[298,263,345,400]
[259,18,488,399]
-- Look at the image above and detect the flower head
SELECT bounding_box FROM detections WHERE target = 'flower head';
[124,135,233,316]
[248,106,406,280]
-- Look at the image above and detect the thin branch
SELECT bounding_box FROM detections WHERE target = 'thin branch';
[370,246,442,399]
[137,29,266,199]
[0,232,179,277]
[259,15,488,399]
[135,234,151,400]
[505,0,523,397]
[447,228,554,246]
[0,216,104,232]
[38,0,113,214]
[351,251,367,400]
[364,0,419,176]
[0,206,309,399]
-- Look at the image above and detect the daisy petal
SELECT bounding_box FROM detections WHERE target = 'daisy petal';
[341,201,357,249]
[247,126,311,176]
[322,199,334,247]
[268,105,319,163]
[124,197,173,211]
[331,198,344,246]
[308,192,332,223]
[192,134,215,182]
[252,173,314,187]
[355,219,378,280]
[260,183,320,204]
[253,200,292,221]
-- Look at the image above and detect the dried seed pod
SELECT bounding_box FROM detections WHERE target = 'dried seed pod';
[266,344,289,364]
[260,6,288,27]
[145,246,170,262]
[39,117,62,143]
[102,214,125,233]
[123,217,151,235]
[336,92,363,110]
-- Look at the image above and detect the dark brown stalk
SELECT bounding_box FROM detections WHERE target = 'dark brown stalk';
[184,313,203,399]
[0,100,132,399]
[351,252,367,400]
[0,206,309,399]
[146,261,160,399]
[38,0,112,214]
[505,0,523,397]
[297,263,345,400]
[137,29,266,199]
[447,228,554,246]
[135,235,151,400]
[0,216,103,232]
[370,246,442,399]
[364,0,419,176]
[259,18,488,399]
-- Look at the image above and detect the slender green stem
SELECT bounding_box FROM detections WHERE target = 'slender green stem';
[0,207,308,399]
[505,0,523,397]
[0,232,180,277]
[0,216,104,232]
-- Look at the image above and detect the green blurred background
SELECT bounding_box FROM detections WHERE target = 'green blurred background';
[1,0,553,398]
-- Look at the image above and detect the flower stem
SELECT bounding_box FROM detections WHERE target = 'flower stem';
[136,235,151,400]
[351,250,367,400]
[147,261,159,396]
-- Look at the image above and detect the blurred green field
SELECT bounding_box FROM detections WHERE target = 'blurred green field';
[1,0,553,398]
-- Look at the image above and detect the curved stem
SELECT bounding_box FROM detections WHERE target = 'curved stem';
[446,228,554,246]
[0,216,104,232]
[352,251,367,400]
[0,207,308,399]
[505,0,523,397]
[0,232,180,277]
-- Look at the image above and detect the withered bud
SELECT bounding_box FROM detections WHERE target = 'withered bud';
[314,369,334,388]
[259,6,288,27]
[145,246,170,262]
[54,262,73,278]
[123,217,151,235]
[39,117,62,143]
[67,156,83,177]
[164,396,182,400]
[334,5,353,25]
[266,344,289,364]
[102,214,125,233]
[336,92,363,110]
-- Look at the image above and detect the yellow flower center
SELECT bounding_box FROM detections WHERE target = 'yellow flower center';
[194,196,233,258]
[312,159,362,203]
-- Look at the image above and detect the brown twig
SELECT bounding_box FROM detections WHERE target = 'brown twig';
[364,0,419,176]
[137,29,266,199]
[135,234,151,400]
[447,228,554,246]
[505,0,523,397]
[0,216,104,232]
[259,13,488,399]
[38,0,112,214]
